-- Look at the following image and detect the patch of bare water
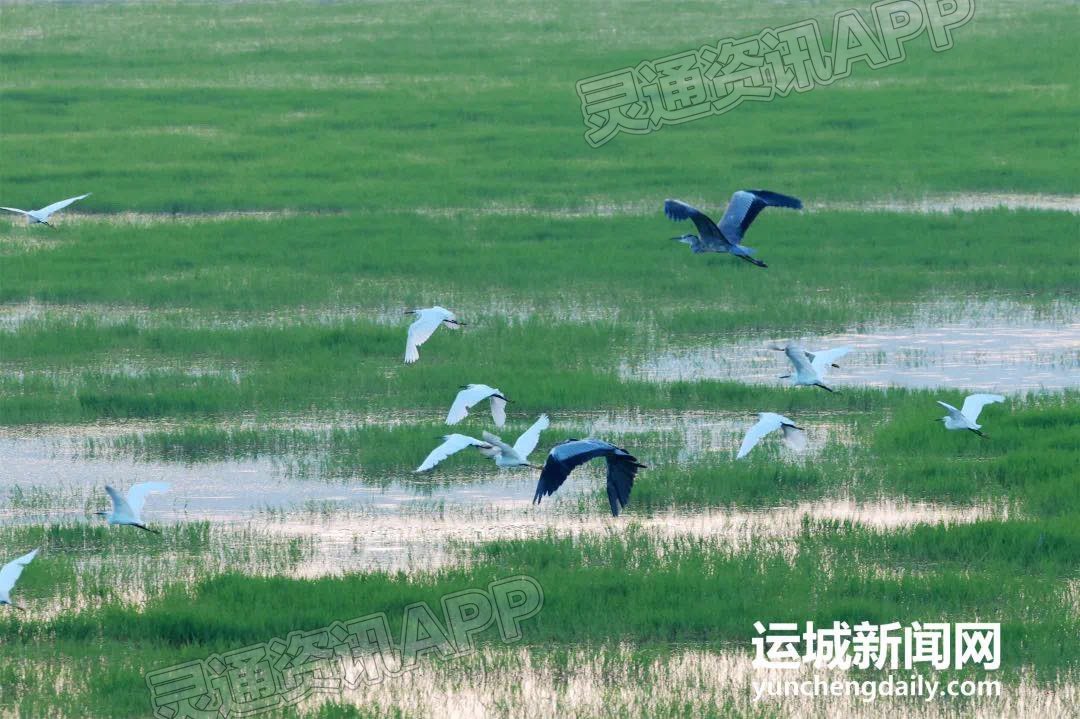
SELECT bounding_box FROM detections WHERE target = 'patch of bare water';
[623,304,1079,393]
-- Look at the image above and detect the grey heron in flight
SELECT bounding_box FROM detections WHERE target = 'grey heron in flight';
[416,415,550,472]
[737,413,806,459]
[0,548,39,611]
[446,384,510,428]
[935,394,1005,438]
[533,439,646,517]
[664,190,803,267]
[1,193,91,227]
[771,343,850,393]
[95,483,170,534]
[404,306,465,364]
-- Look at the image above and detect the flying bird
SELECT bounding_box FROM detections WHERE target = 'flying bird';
[96,482,171,533]
[664,190,802,268]
[1,193,91,227]
[416,415,550,472]
[935,394,1005,438]
[737,413,807,459]
[404,306,464,364]
[771,343,850,393]
[446,384,509,428]
[0,549,39,611]
[533,439,646,517]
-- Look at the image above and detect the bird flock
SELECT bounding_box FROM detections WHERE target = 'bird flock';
[0,189,1009,610]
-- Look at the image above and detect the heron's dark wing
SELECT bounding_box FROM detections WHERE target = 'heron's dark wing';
[719,190,802,244]
[533,439,618,505]
[605,452,645,517]
[664,199,724,243]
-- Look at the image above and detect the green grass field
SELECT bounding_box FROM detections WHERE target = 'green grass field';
[0,0,1077,717]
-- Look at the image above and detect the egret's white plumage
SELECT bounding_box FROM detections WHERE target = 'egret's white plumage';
[404,306,463,364]
[416,415,549,472]
[0,548,39,609]
[1,193,91,226]
[737,413,806,459]
[772,343,850,393]
[936,394,1005,436]
[446,384,509,427]
[98,482,170,533]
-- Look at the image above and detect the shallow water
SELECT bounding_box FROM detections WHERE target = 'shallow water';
[298,645,1076,719]
[623,316,1079,392]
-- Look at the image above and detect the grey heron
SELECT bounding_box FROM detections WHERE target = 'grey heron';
[0,549,39,611]
[446,384,510,428]
[404,306,465,364]
[416,415,550,472]
[664,190,802,268]
[532,439,646,517]
[935,394,1005,438]
[1,193,91,228]
[95,483,170,534]
[771,343,850,393]
[737,413,806,459]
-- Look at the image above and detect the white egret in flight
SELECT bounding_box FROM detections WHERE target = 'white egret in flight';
[0,548,39,611]
[771,343,850,393]
[96,483,171,533]
[1,193,91,227]
[532,439,646,517]
[664,190,803,268]
[416,414,550,472]
[446,384,509,428]
[404,306,464,364]
[737,413,806,459]
[935,394,1005,438]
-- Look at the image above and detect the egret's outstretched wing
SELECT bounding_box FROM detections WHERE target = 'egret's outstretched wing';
[126,482,170,517]
[446,384,498,425]
[961,394,1005,423]
[416,434,489,472]
[481,430,515,456]
[0,207,30,217]
[405,310,443,363]
[489,395,507,428]
[737,414,785,459]
[605,453,645,517]
[0,549,39,596]
[664,199,724,242]
[512,414,550,459]
[810,347,852,377]
[719,190,802,245]
[936,401,965,422]
[105,485,135,521]
[783,344,815,377]
[38,193,91,218]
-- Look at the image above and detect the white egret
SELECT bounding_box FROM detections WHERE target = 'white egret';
[96,482,171,533]
[446,384,509,427]
[532,439,646,517]
[0,548,39,611]
[404,306,464,364]
[935,394,1005,438]
[737,413,806,459]
[771,343,850,393]
[1,193,91,227]
[416,414,550,472]
[664,190,803,268]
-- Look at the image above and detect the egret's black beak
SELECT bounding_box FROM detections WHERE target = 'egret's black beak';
[404,310,416,315]
[495,395,511,403]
